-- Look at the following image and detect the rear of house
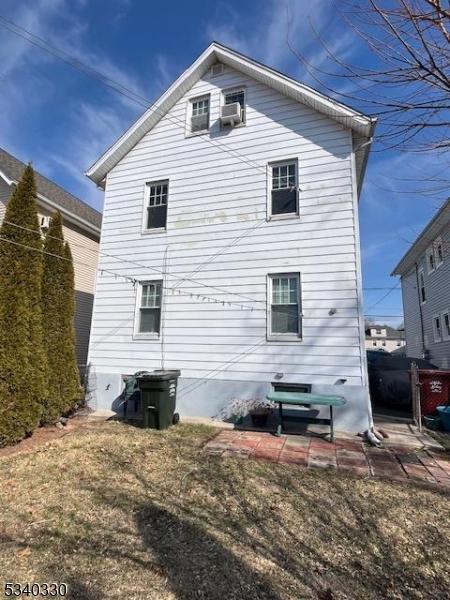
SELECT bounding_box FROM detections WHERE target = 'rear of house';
[86,43,376,432]
[0,148,101,374]
[365,325,405,354]
[393,198,450,369]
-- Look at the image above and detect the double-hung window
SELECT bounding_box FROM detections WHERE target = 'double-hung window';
[145,180,168,230]
[443,312,450,340]
[433,315,442,342]
[435,238,444,267]
[224,89,245,123]
[268,273,301,339]
[418,269,426,303]
[427,247,435,273]
[137,282,162,335]
[190,95,210,133]
[270,160,298,217]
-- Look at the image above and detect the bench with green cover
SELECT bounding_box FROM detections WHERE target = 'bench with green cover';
[265,391,346,442]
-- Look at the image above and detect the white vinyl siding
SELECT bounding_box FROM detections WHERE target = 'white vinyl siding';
[88,66,365,388]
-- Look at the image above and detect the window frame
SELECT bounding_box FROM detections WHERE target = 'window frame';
[434,237,444,268]
[426,247,435,274]
[418,268,426,304]
[267,158,299,221]
[142,179,169,233]
[267,272,302,341]
[433,314,442,343]
[221,86,246,127]
[187,94,210,136]
[134,280,163,339]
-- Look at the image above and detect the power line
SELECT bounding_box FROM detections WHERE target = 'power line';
[3,219,267,306]
[0,14,269,178]
[0,235,260,311]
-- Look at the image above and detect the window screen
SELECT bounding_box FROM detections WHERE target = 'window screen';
[191,96,210,132]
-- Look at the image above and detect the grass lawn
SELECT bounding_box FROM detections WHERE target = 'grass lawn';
[1,421,449,600]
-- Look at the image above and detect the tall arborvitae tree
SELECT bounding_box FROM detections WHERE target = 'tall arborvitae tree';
[41,214,81,422]
[61,241,81,413]
[0,165,48,446]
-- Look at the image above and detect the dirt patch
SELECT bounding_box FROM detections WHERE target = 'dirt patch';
[0,413,94,459]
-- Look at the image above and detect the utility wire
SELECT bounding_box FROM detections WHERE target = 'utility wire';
[0,14,269,177]
[3,220,267,306]
[0,235,260,311]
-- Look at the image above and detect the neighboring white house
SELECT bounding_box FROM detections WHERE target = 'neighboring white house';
[392,198,450,369]
[0,147,101,374]
[86,42,376,432]
[364,325,405,353]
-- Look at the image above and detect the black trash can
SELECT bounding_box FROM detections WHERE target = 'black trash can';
[137,370,181,430]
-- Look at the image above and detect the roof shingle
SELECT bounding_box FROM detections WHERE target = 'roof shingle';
[0,147,101,230]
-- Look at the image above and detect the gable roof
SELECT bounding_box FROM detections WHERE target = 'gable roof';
[392,198,450,276]
[0,147,101,235]
[86,42,376,190]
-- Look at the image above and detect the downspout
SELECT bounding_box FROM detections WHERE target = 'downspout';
[414,262,427,359]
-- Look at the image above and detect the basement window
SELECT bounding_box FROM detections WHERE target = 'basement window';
[145,180,168,230]
[268,273,302,340]
[269,160,299,218]
[137,282,162,336]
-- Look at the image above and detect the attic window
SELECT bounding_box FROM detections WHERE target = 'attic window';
[190,95,210,134]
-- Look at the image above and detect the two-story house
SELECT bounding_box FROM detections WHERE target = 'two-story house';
[392,198,450,369]
[0,147,101,375]
[85,43,376,432]
[364,325,406,353]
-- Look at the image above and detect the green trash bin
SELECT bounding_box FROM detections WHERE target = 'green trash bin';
[137,370,181,429]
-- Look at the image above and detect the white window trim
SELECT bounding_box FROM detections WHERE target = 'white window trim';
[418,268,426,304]
[267,157,299,221]
[426,247,435,274]
[220,86,247,128]
[186,94,211,137]
[133,280,163,340]
[434,237,444,268]
[141,179,169,234]
[267,272,302,341]
[442,311,450,341]
[432,313,442,343]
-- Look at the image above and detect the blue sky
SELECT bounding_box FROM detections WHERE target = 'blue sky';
[0,0,447,325]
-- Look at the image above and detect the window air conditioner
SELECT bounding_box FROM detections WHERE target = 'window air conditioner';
[220,102,242,126]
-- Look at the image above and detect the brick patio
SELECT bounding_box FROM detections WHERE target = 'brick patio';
[205,429,450,488]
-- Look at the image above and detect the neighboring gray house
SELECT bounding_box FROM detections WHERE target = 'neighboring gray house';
[392,198,450,369]
[85,42,376,432]
[0,147,102,373]
[365,325,405,353]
